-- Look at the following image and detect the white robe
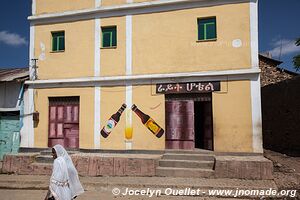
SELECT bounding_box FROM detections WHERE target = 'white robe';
[50,157,72,200]
[50,145,84,200]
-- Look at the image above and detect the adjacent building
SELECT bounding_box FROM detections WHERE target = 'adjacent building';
[0,68,29,159]
[24,0,262,153]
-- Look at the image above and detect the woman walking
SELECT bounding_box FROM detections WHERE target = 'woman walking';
[45,144,84,200]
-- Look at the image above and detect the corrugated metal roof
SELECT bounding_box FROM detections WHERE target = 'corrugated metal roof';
[0,68,29,81]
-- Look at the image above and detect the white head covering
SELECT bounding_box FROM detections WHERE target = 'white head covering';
[50,154,72,200]
[53,144,84,199]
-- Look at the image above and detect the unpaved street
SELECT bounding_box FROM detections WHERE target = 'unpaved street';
[0,189,246,200]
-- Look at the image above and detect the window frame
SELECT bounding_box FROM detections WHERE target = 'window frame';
[51,31,65,52]
[197,17,217,42]
[101,26,117,48]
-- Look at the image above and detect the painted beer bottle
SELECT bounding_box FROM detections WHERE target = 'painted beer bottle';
[101,104,127,138]
[131,104,164,138]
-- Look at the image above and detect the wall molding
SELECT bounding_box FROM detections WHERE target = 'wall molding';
[32,0,36,15]
[25,68,260,89]
[250,74,263,153]
[28,0,251,25]
[250,0,258,68]
[94,85,101,149]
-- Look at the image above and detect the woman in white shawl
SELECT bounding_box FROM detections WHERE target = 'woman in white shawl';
[45,144,84,200]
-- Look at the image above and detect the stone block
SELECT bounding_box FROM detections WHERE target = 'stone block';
[141,159,156,176]
[227,160,243,179]
[2,155,12,173]
[75,156,90,176]
[98,157,114,176]
[32,164,52,175]
[70,155,78,166]
[260,160,273,180]
[214,160,228,178]
[125,158,141,176]
[114,158,126,176]
[242,161,261,180]
[214,156,274,180]
[88,157,98,176]
[10,155,23,173]
[19,164,34,175]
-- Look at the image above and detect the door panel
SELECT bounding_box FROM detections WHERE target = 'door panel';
[0,114,20,160]
[165,100,195,149]
[48,97,79,148]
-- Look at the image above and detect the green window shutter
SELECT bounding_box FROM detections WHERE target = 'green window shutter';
[198,17,216,40]
[52,31,65,51]
[102,32,111,47]
[52,36,58,51]
[58,36,65,51]
[198,22,205,40]
[102,27,117,47]
[111,27,117,47]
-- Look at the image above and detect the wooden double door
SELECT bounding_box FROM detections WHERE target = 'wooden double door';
[165,94,213,150]
[48,97,79,148]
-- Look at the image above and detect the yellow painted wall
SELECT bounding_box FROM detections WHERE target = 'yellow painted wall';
[212,80,253,152]
[132,3,251,74]
[133,0,156,3]
[132,85,165,150]
[34,88,95,149]
[100,86,126,149]
[100,85,165,150]
[101,0,127,7]
[36,0,95,15]
[34,20,94,79]
[33,81,254,152]
[100,17,126,76]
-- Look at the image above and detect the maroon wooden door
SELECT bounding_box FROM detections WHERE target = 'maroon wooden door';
[165,100,195,149]
[48,97,79,148]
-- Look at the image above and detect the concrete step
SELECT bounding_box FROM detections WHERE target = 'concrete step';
[164,149,214,154]
[40,150,78,155]
[159,159,214,169]
[156,167,214,178]
[162,153,215,161]
[35,155,54,163]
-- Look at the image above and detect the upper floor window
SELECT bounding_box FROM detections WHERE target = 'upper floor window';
[197,17,216,41]
[101,26,117,48]
[52,31,65,52]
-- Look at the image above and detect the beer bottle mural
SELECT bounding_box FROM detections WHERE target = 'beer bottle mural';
[101,104,127,138]
[131,104,164,138]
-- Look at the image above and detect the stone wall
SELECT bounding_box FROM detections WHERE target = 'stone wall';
[262,76,300,156]
[214,156,273,180]
[1,153,159,176]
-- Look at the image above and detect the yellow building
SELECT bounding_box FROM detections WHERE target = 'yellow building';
[22,0,262,153]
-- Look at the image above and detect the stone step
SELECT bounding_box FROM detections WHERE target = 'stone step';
[162,153,215,161]
[156,167,214,178]
[164,149,214,155]
[40,150,78,155]
[159,159,214,169]
[35,155,54,163]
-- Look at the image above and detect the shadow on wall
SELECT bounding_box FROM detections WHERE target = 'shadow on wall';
[261,76,300,157]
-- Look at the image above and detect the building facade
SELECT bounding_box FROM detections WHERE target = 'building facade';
[0,68,29,160]
[23,0,262,153]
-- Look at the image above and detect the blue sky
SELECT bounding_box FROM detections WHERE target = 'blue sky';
[0,0,299,72]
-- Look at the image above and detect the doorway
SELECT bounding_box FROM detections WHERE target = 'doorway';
[165,93,213,150]
[48,97,80,149]
[194,101,213,150]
